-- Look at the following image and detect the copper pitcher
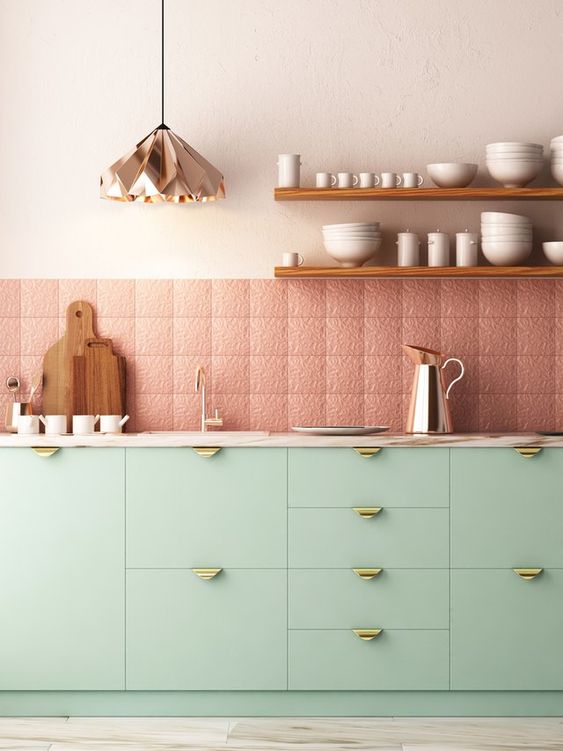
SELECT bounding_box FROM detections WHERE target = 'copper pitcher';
[403,345,465,433]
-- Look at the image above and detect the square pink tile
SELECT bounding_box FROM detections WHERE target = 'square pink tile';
[58,280,96,317]
[517,355,554,394]
[325,394,364,425]
[212,280,249,317]
[174,318,211,356]
[479,280,517,317]
[479,394,517,432]
[250,394,288,431]
[325,280,364,318]
[96,317,135,358]
[0,354,20,387]
[135,394,174,431]
[441,317,479,356]
[96,280,135,318]
[478,317,516,356]
[20,317,58,357]
[0,281,20,318]
[249,280,287,317]
[364,355,402,394]
[173,355,212,394]
[364,318,402,356]
[135,280,173,317]
[449,393,479,432]
[326,355,363,394]
[135,317,173,356]
[250,317,288,356]
[517,317,554,356]
[288,393,326,427]
[287,280,326,317]
[402,280,441,318]
[211,394,249,430]
[288,317,325,356]
[288,355,326,394]
[517,393,555,431]
[364,393,403,431]
[250,355,288,394]
[21,280,57,318]
[0,319,20,355]
[326,318,363,356]
[212,317,250,356]
[517,281,555,318]
[173,393,201,431]
[134,356,174,394]
[440,281,479,318]
[401,318,441,351]
[174,280,212,317]
[211,355,250,394]
[478,355,517,394]
[364,281,402,318]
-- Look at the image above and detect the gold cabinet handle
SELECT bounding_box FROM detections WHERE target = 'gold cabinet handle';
[352,507,382,519]
[31,447,60,457]
[192,447,221,458]
[513,568,543,580]
[353,568,382,580]
[514,447,542,458]
[353,447,382,458]
[353,628,382,641]
[192,568,223,580]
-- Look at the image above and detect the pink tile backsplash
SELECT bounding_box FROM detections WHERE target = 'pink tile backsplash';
[1,278,563,432]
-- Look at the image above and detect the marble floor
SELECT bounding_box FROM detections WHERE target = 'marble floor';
[0,717,561,751]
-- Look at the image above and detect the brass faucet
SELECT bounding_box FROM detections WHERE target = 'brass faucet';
[195,365,223,432]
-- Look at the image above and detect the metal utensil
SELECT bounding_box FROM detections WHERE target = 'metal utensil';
[28,371,43,402]
[6,376,20,400]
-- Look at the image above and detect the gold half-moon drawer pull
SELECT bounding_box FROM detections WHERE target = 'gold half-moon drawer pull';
[31,447,60,457]
[514,447,542,458]
[513,568,543,580]
[353,447,382,458]
[192,568,223,580]
[192,447,222,458]
[353,628,382,641]
[352,507,382,519]
[353,568,382,580]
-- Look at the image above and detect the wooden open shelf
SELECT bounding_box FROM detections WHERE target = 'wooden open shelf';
[274,187,563,201]
[274,266,563,278]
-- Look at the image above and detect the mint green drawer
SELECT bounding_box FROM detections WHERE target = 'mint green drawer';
[451,448,563,567]
[289,630,449,690]
[289,569,449,629]
[126,569,287,690]
[289,448,449,507]
[126,448,286,568]
[289,508,449,567]
[451,569,563,690]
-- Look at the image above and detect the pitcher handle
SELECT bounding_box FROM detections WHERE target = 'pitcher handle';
[442,357,465,399]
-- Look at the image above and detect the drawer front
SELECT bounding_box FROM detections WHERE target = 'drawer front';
[451,448,563,567]
[289,448,449,508]
[289,629,449,690]
[126,569,287,690]
[289,569,449,629]
[451,569,563,690]
[289,508,449,568]
[126,448,286,568]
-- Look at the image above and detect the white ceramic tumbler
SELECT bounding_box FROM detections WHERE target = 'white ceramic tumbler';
[39,414,67,435]
[18,414,39,435]
[72,414,100,435]
[428,231,450,267]
[277,154,301,188]
[100,414,130,433]
[456,231,479,267]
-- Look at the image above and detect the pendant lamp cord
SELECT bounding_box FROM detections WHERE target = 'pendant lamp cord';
[161,0,165,124]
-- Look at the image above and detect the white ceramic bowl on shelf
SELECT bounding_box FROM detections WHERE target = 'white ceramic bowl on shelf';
[486,142,543,152]
[481,211,531,223]
[486,159,542,187]
[551,164,563,185]
[426,162,478,188]
[542,242,563,264]
[481,240,532,265]
[323,237,383,268]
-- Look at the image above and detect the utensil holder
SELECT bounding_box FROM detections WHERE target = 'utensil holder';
[5,402,32,433]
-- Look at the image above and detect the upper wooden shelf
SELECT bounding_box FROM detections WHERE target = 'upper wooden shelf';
[274,187,563,201]
[274,266,563,278]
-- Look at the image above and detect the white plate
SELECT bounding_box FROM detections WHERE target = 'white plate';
[291,425,390,436]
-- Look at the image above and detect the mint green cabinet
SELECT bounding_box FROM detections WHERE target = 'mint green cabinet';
[0,448,125,690]
[126,448,286,568]
[126,569,287,690]
[289,448,449,507]
[451,569,563,690]
[451,448,563,567]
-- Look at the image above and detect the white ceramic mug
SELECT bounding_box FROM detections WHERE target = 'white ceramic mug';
[381,172,402,188]
[18,414,39,435]
[281,252,304,267]
[358,172,381,188]
[402,172,424,188]
[277,154,301,188]
[39,414,67,435]
[337,172,359,188]
[100,414,130,434]
[315,172,336,188]
[72,414,100,435]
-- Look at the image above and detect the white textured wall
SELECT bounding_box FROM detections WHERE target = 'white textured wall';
[1,0,563,278]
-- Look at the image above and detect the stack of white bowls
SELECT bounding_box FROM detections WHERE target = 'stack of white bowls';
[322,222,382,267]
[486,142,543,187]
[550,135,563,185]
[481,212,532,265]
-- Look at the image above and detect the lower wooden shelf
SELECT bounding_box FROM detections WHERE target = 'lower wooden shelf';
[274,266,563,278]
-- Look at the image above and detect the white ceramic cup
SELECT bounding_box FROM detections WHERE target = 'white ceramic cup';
[277,154,301,188]
[100,414,130,434]
[72,414,100,435]
[315,172,337,188]
[456,232,479,267]
[281,252,304,267]
[358,172,381,188]
[337,172,359,188]
[396,232,420,266]
[381,172,402,188]
[39,414,67,435]
[428,232,450,266]
[402,172,424,188]
[18,414,40,435]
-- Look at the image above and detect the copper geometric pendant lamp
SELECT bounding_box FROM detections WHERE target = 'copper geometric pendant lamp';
[100,0,225,203]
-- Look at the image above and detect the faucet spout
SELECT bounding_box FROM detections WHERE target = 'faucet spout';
[194,365,223,432]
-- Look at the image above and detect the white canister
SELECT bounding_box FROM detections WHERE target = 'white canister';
[18,414,39,435]
[39,414,67,435]
[100,414,130,434]
[72,414,100,435]
[396,232,420,266]
[277,154,301,188]
[456,231,479,267]
[427,231,450,267]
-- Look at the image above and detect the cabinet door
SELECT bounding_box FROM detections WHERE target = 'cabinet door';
[126,448,286,568]
[451,569,563,690]
[127,569,287,689]
[0,448,125,689]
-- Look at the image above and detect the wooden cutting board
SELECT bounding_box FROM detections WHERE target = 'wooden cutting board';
[72,339,126,417]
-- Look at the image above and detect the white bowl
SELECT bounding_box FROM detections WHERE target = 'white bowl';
[323,235,382,242]
[487,142,543,150]
[323,238,383,268]
[543,242,563,264]
[481,240,532,265]
[322,222,379,229]
[551,164,563,185]
[426,162,477,188]
[481,212,531,223]
[486,154,543,161]
[486,160,542,187]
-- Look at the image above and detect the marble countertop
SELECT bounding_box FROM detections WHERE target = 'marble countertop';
[0,430,561,448]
